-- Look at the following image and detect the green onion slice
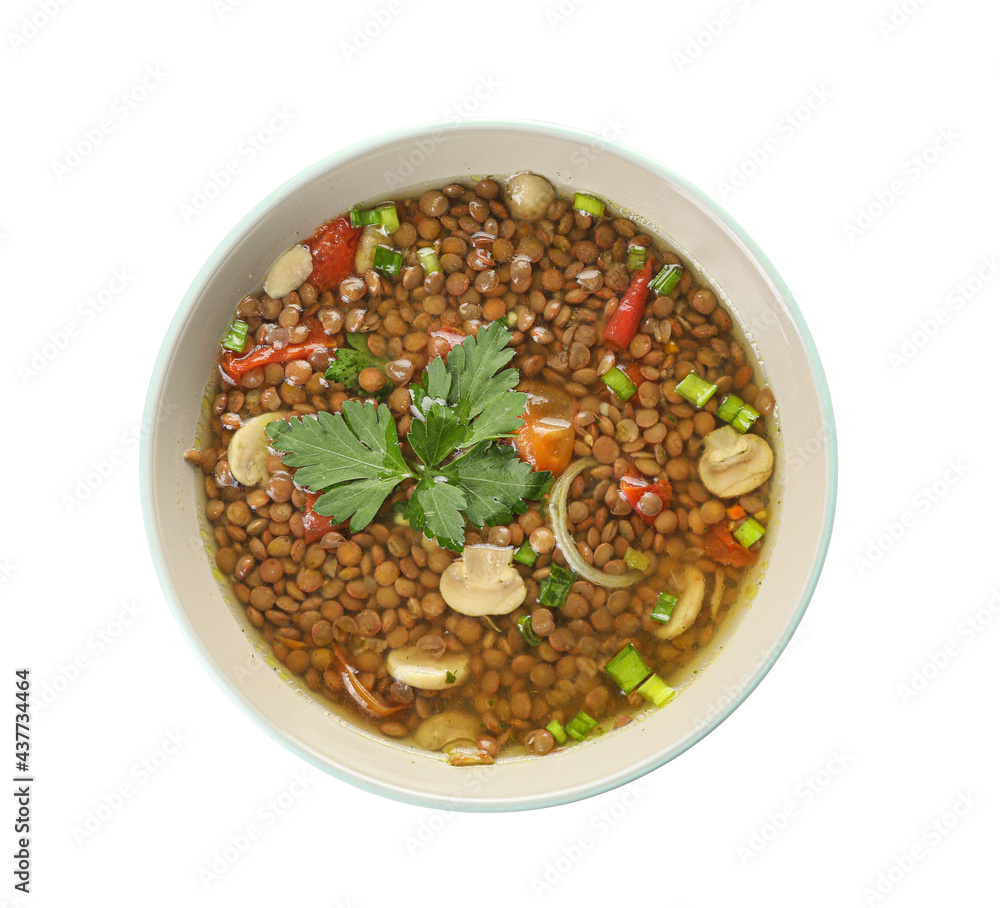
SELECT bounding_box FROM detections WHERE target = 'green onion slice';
[513,540,538,567]
[566,711,597,742]
[623,547,649,572]
[733,517,766,548]
[715,395,744,424]
[636,673,677,708]
[605,643,652,694]
[626,244,646,271]
[731,402,761,434]
[573,193,605,218]
[546,719,568,745]
[221,319,250,353]
[651,592,678,623]
[417,246,442,275]
[674,372,718,408]
[537,563,576,608]
[650,264,682,296]
[373,245,403,277]
[376,203,400,233]
[601,366,638,401]
[517,614,541,647]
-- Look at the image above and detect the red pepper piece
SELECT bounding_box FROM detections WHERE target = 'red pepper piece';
[619,471,672,525]
[703,523,758,567]
[602,256,655,350]
[617,359,645,389]
[220,316,336,381]
[332,646,407,719]
[305,217,361,292]
[301,491,348,545]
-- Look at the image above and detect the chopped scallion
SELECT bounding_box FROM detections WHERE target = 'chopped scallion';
[650,264,683,296]
[636,673,677,708]
[546,719,568,745]
[573,192,605,218]
[605,643,652,694]
[674,372,718,408]
[373,245,403,277]
[445,670,457,684]
[716,394,760,433]
[623,547,649,572]
[651,592,678,623]
[349,207,381,228]
[601,366,638,401]
[715,394,745,424]
[517,614,541,647]
[731,402,761,434]
[733,517,766,548]
[537,563,576,609]
[566,711,597,742]
[626,244,646,270]
[513,539,538,567]
[222,319,250,353]
[376,203,400,233]
[417,246,442,275]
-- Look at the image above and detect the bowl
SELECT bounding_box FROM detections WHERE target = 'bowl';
[141,119,836,811]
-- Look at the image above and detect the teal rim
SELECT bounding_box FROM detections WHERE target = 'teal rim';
[140,118,838,812]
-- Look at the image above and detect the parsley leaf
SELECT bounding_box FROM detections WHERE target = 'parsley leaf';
[444,443,552,526]
[443,322,520,425]
[323,333,387,392]
[403,473,468,552]
[408,404,465,468]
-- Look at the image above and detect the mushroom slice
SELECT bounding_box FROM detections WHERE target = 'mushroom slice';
[710,569,726,621]
[698,426,774,499]
[654,566,706,640]
[413,711,481,753]
[506,172,555,220]
[439,545,527,617]
[386,647,470,691]
[354,224,383,274]
[263,245,312,299]
[226,412,289,487]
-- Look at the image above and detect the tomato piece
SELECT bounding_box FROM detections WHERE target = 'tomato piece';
[301,491,348,545]
[703,523,758,567]
[618,359,645,388]
[305,217,361,291]
[619,473,672,525]
[427,326,466,362]
[514,418,574,477]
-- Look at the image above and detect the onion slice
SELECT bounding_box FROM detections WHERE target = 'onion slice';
[549,456,644,589]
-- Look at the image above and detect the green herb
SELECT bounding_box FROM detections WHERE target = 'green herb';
[626,245,646,271]
[445,670,457,684]
[373,245,402,277]
[323,333,387,392]
[572,192,605,218]
[566,711,597,742]
[222,319,250,353]
[601,366,637,401]
[604,643,651,694]
[537,563,576,608]
[650,263,682,296]
[513,539,538,567]
[650,592,678,623]
[517,614,541,647]
[546,719,568,745]
[734,517,766,548]
[716,394,760,434]
[674,372,717,408]
[636,673,677,708]
[269,322,551,552]
[623,546,648,572]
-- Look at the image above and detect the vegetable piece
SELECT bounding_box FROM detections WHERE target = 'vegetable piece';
[674,372,718,408]
[550,457,644,589]
[304,218,361,292]
[349,207,380,228]
[636,673,677,708]
[650,592,678,623]
[733,516,766,548]
[513,380,575,477]
[439,544,527,616]
[566,711,597,741]
[385,646,471,690]
[623,547,649,571]
[619,473,672,525]
[537,563,576,609]
[417,246,442,275]
[513,540,538,567]
[572,192,605,218]
[703,523,758,567]
[653,566,706,640]
[373,245,403,277]
[546,719,568,745]
[602,256,655,350]
[626,244,646,271]
[604,643,651,694]
[726,504,746,520]
[716,394,761,434]
[517,614,541,646]
[354,224,382,274]
[323,332,387,391]
[333,646,407,719]
[263,244,313,299]
[300,491,346,544]
[731,402,761,434]
[221,318,250,353]
[649,263,683,296]
[715,394,744,424]
[600,366,638,401]
[506,172,555,220]
[221,316,336,381]
[413,712,481,753]
[226,412,289,487]
[698,425,774,498]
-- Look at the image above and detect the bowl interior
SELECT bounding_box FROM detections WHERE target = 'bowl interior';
[142,121,835,810]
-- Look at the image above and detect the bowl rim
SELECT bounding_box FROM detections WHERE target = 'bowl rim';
[140,117,838,810]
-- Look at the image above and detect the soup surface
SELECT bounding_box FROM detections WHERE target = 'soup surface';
[186,173,776,763]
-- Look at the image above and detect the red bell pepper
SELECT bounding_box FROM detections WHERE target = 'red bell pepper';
[220,316,337,381]
[301,491,349,545]
[602,256,655,350]
[304,217,361,292]
[703,523,758,567]
[619,471,672,525]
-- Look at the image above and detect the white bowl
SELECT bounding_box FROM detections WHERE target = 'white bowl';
[141,120,836,811]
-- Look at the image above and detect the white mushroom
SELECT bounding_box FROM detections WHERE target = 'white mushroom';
[226,412,289,487]
[439,545,527,617]
[654,566,706,640]
[710,569,726,621]
[698,426,774,499]
[354,224,383,274]
[505,172,555,220]
[386,646,470,691]
[413,711,481,753]
[263,245,312,299]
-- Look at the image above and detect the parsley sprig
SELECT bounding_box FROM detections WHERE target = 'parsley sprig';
[267,322,551,551]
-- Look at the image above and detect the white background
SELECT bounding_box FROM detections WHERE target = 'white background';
[4,0,996,905]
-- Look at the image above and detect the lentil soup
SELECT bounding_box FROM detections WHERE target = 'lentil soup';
[186,172,776,764]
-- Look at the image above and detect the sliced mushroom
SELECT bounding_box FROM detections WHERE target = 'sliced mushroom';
[654,565,706,640]
[386,646,470,691]
[354,224,382,274]
[413,711,481,753]
[698,426,774,499]
[439,545,527,617]
[263,245,312,299]
[710,569,726,621]
[226,412,289,487]
[506,172,555,220]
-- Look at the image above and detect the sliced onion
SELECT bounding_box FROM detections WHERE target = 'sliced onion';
[549,456,644,589]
